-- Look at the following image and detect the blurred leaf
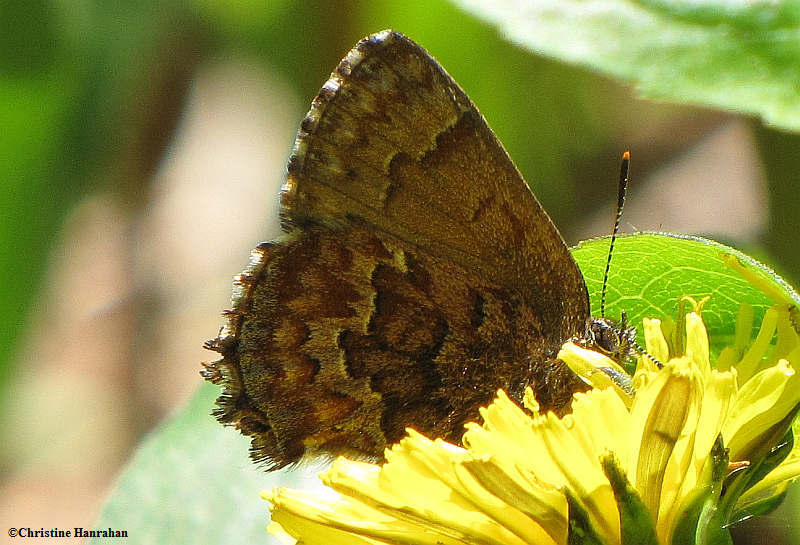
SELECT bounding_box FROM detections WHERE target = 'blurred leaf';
[756,127,800,290]
[454,0,800,131]
[0,1,201,389]
[0,1,86,387]
[0,0,59,74]
[91,382,315,545]
[572,232,800,355]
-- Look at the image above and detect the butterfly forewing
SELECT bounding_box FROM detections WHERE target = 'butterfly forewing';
[284,30,588,342]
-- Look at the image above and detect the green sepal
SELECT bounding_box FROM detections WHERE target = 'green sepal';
[671,436,732,545]
[599,455,658,545]
[730,487,789,526]
[565,489,606,545]
[671,493,733,545]
[741,428,794,493]
[726,429,794,524]
[730,405,798,473]
[709,435,732,488]
[720,411,797,520]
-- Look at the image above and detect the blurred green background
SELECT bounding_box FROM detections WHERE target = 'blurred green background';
[2,1,799,543]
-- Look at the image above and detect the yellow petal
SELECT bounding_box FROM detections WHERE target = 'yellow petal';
[723,359,800,461]
[773,304,799,361]
[736,306,779,382]
[642,318,669,364]
[685,313,711,378]
[570,388,633,470]
[629,357,703,543]
[558,342,634,406]
[692,370,737,471]
[323,438,529,545]
[535,401,621,542]
[466,390,566,486]
[467,388,629,543]
[453,461,562,545]
[733,302,755,355]
[266,487,433,545]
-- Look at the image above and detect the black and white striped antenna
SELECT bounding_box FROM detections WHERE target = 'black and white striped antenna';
[600,150,630,318]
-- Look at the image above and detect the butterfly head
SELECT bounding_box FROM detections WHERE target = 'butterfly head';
[584,312,639,366]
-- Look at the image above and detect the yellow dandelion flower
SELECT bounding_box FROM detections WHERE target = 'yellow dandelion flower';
[266,298,800,545]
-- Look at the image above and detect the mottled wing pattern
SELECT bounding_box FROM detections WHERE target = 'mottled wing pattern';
[202,30,589,470]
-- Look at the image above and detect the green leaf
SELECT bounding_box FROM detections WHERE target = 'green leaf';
[90,382,315,545]
[571,232,800,356]
[453,0,800,131]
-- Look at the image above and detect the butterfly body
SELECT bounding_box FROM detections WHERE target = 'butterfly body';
[203,30,590,470]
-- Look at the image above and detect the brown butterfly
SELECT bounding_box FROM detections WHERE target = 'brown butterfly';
[202,29,624,470]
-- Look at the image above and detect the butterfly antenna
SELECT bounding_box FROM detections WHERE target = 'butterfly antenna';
[600,150,630,318]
